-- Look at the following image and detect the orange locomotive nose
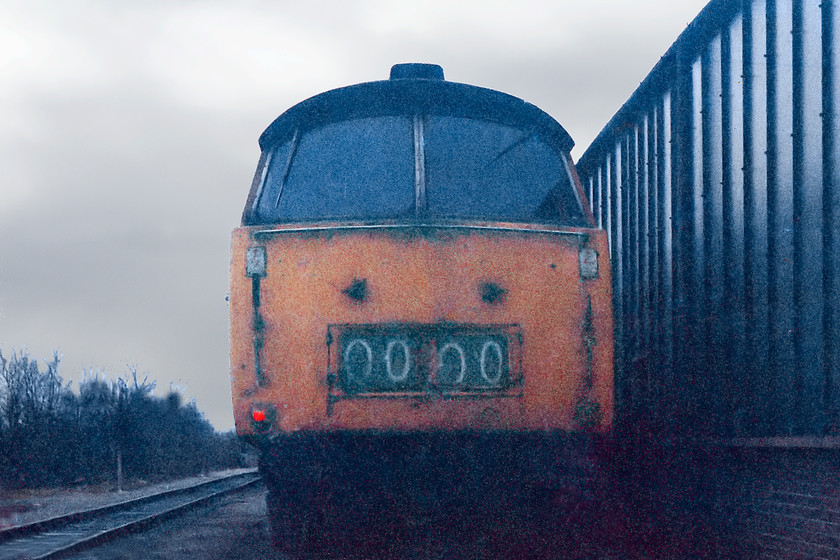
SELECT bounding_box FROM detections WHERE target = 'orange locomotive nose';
[229,63,615,551]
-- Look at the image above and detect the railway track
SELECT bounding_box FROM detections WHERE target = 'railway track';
[0,471,260,560]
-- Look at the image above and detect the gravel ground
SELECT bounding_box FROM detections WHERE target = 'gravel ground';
[62,479,626,559]
[66,483,274,560]
[0,468,256,530]
[50,472,734,559]
[65,481,609,560]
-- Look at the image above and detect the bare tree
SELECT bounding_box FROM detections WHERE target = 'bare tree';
[0,348,246,490]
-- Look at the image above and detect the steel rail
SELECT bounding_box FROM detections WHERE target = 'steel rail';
[0,471,260,560]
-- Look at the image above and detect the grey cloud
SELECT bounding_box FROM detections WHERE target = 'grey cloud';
[0,92,259,429]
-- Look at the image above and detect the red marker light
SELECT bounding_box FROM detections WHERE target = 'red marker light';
[252,409,266,422]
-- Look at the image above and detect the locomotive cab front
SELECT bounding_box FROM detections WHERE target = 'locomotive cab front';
[230,63,614,548]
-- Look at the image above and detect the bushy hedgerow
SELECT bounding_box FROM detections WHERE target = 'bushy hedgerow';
[0,349,250,489]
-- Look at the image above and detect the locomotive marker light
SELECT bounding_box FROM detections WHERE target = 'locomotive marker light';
[246,246,267,277]
[249,403,277,431]
[578,247,598,279]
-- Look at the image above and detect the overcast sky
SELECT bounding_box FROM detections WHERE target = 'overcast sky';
[0,0,710,431]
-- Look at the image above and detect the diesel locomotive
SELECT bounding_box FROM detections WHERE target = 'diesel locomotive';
[229,63,614,547]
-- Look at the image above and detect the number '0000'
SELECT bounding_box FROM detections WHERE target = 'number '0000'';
[343,338,504,385]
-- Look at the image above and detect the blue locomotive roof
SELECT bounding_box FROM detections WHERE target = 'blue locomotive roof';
[245,64,588,227]
[258,64,574,153]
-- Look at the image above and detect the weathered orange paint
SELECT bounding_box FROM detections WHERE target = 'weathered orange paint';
[230,222,614,437]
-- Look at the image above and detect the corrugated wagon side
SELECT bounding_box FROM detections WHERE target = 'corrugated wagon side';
[578,0,840,440]
[577,0,840,556]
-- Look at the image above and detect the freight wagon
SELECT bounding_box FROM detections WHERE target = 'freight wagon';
[576,1,840,556]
